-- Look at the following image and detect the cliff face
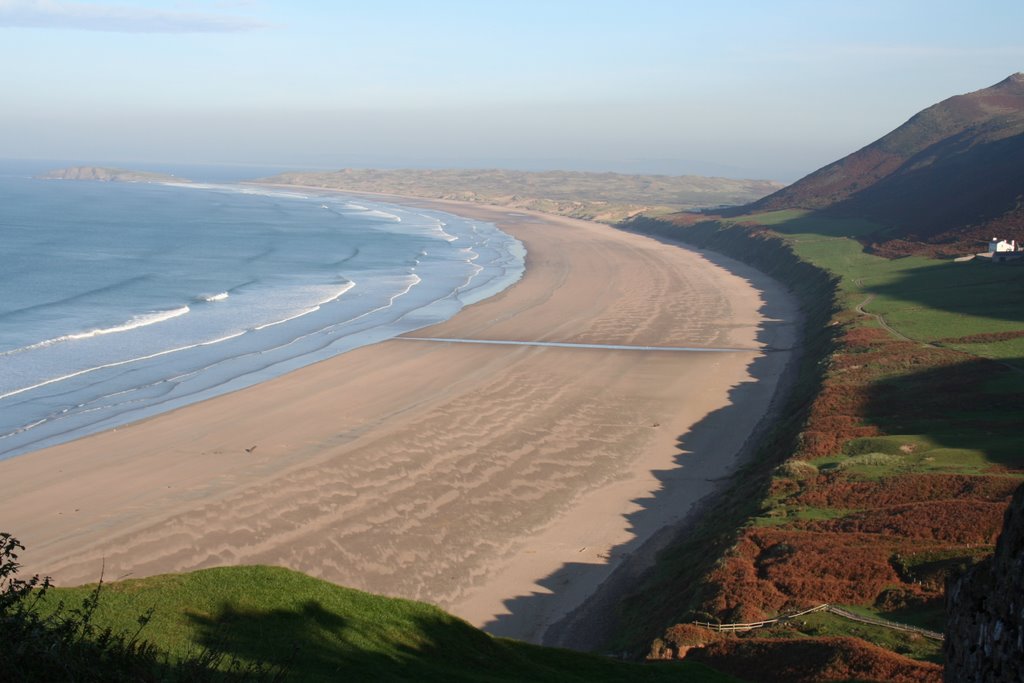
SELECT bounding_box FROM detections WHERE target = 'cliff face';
[945,483,1024,682]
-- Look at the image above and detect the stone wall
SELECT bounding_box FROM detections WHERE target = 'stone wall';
[945,483,1024,682]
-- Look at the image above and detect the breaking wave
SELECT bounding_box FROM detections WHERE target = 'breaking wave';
[1,306,190,357]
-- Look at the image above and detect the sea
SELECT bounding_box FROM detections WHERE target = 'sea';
[0,161,525,460]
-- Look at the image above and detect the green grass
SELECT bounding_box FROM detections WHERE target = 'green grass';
[759,610,943,663]
[38,566,733,682]
[750,504,856,527]
[743,211,1024,361]
[743,211,1024,462]
[809,445,1011,478]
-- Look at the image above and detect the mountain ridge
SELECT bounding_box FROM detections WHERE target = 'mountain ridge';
[742,73,1024,255]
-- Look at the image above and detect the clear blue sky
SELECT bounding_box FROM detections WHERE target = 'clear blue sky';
[2,0,1022,180]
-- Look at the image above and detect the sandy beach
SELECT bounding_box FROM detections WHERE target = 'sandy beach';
[0,200,798,644]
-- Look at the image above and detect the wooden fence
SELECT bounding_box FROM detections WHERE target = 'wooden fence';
[694,603,944,641]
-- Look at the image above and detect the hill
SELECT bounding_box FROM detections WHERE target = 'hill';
[256,168,783,223]
[17,564,731,682]
[38,166,189,184]
[744,73,1024,256]
[598,74,1024,680]
[613,209,1024,681]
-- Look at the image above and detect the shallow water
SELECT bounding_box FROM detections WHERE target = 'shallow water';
[0,171,524,459]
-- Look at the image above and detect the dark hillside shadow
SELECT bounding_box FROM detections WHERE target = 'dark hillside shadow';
[185,600,699,682]
[828,132,1024,238]
[187,599,510,681]
[863,355,1024,468]
[864,259,1024,325]
[745,211,1024,325]
[188,601,345,677]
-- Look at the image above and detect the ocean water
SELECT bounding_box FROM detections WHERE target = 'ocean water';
[0,168,524,460]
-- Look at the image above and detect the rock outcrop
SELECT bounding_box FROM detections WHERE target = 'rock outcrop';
[945,483,1024,682]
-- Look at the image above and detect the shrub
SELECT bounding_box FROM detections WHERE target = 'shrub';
[689,635,942,683]
[0,532,282,682]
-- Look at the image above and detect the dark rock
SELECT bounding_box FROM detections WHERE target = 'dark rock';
[945,483,1024,682]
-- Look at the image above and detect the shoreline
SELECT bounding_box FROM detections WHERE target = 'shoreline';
[0,187,524,461]
[0,193,798,644]
[543,236,805,650]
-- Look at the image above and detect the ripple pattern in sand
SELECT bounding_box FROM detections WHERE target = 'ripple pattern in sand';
[40,351,666,606]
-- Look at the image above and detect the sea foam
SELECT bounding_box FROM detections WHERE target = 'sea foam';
[1,306,190,357]
[0,177,524,460]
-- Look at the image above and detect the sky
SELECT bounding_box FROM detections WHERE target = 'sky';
[1,0,1022,181]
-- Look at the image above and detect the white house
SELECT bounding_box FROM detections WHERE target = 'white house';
[989,238,1017,253]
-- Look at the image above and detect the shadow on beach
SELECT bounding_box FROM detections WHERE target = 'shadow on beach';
[481,244,804,651]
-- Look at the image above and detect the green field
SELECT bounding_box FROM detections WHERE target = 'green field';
[751,210,1024,473]
[742,209,1024,364]
[27,566,732,682]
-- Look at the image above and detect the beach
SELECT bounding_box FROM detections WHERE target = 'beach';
[0,200,798,644]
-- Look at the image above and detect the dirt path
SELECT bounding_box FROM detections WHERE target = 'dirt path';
[853,279,914,342]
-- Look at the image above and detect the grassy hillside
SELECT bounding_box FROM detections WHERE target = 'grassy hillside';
[743,73,1024,255]
[618,209,1024,681]
[256,168,782,223]
[30,565,732,682]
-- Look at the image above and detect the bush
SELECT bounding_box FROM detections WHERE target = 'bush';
[0,532,283,682]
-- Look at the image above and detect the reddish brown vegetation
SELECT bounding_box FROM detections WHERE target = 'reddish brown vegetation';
[791,325,981,459]
[940,329,1024,345]
[691,318,1017,624]
[797,500,1008,544]
[687,636,942,683]
[699,529,930,620]
[793,324,1010,461]
[790,474,1021,509]
[840,326,891,346]
[867,207,1024,259]
[651,114,1024,667]
[648,624,724,660]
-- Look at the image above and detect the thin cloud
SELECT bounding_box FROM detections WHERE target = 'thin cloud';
[0,0,268,33]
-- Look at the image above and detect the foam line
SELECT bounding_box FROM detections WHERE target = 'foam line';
[1,306,190,357]
[0,331,246,401]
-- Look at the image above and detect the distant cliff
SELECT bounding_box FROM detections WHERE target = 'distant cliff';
[38,166,188,183]
[945,483,1024,682]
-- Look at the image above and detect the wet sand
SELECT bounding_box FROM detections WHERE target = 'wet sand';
[0,200,798,643]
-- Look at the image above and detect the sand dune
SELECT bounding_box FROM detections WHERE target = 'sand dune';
[0,202,797,643]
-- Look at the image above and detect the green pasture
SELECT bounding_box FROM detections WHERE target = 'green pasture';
[739,210,1024,362]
